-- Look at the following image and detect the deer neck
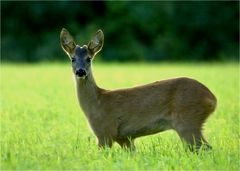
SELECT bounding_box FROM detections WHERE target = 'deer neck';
[75,69,102,117]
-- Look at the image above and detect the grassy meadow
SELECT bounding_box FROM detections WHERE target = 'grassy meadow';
[1,62,239,170]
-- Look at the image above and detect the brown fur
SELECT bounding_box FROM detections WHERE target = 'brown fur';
[60,29,217,151]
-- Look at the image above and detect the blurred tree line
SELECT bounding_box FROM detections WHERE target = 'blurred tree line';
[1,1,239,62]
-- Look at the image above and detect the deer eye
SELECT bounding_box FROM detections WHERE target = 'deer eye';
[71,58,76,63]
[86,57,91,63]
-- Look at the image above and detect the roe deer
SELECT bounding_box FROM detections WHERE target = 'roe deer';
[60,28,217,151]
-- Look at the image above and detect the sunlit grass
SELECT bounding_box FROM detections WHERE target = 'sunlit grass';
[1,62,239,170]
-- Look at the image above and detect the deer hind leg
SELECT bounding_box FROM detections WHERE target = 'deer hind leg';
[116,138,135,151]
[176,126,212,152]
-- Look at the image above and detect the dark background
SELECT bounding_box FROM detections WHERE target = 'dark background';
[1,1,239,62]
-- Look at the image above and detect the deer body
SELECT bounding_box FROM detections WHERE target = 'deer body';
[60,29,217,151]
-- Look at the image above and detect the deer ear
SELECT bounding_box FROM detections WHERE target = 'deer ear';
[88,30,104,56]
[60,28,76,56]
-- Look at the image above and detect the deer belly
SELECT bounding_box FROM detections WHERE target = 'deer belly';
[118,118,172,138]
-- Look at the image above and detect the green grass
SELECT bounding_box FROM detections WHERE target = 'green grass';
[1,62,239,170]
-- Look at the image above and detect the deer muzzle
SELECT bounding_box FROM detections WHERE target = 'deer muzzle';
[75,68,86,78]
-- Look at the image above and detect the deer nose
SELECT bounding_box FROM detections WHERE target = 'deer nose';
[76,69,86,77]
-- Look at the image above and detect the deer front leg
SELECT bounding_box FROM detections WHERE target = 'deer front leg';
[95,118,119,149]
[116,138,135,151]
[97,137,113,148]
